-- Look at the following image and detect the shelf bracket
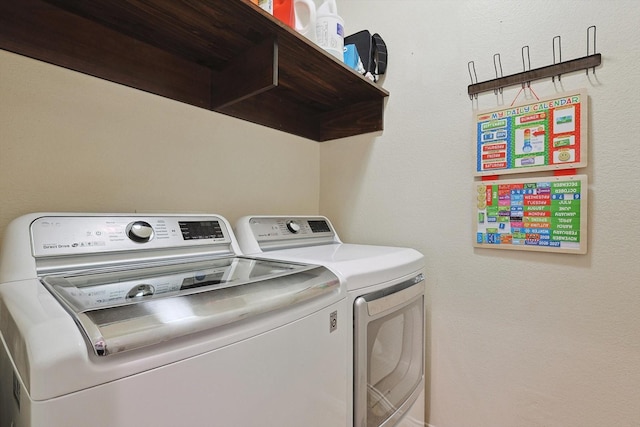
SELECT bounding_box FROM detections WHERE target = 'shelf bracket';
[211,37,278,109]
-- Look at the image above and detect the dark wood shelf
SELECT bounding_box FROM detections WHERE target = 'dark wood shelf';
[0,0,389,141]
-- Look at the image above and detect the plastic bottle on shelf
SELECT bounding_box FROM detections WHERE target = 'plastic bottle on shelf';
[274,0,294,27]
[261,0,317,43]
[258,0,273,14]
[294,0,316,42]
[315,0,344,61]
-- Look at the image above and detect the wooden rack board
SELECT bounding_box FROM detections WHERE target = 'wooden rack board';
[468,54,601,97]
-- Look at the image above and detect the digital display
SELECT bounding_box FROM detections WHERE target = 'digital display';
[308,220,331,233]
[179,221,224,240]
[181,272,226,290]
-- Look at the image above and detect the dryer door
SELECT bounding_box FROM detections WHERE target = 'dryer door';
[354,275,425,427]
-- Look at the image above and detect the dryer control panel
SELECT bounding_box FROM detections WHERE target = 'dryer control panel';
[236,216,339,253]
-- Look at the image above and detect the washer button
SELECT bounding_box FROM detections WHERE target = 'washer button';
[286,220,301,233]
[127,221,154,242]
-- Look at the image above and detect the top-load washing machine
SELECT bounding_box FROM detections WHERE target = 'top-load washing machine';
[0,213,349,427]
[235,215,427,427]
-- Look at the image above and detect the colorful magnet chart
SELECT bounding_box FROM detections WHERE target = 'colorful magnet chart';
[475,90,587,176]
[474,175,587,254]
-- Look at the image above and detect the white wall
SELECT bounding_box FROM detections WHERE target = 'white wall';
[0,51,320,242]
[323,1,640,426]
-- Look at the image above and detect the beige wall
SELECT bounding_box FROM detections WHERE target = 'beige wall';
[323,1,640,426]
[0,51,320,242]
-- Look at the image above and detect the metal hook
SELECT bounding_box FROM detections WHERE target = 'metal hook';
[521,46,531,88]
[468,61,478,100]
[552,36,562,82]
[493,53,503,94]
[587,25,597,75]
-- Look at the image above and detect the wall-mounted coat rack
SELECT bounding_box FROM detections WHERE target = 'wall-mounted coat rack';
[467,26,601,98]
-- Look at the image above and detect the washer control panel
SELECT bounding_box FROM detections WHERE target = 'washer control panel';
[30,215,231,258]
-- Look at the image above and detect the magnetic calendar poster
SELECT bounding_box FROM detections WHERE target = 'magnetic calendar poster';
[475,90,587,176]
[474,175,587,254]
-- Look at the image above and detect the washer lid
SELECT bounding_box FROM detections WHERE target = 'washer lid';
[41,256,339,356]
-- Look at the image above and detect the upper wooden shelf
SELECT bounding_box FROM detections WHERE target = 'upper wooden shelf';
[0,0,389,141]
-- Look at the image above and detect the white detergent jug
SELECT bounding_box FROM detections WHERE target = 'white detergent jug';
[315,0,344,61]
[294,0,316,42]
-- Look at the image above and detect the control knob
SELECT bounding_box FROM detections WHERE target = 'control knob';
[127,284,155,298]
[127,221,154,243]
[286,220,301,234]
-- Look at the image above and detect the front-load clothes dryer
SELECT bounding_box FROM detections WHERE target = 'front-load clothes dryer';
[0,213,349,427]
[235,215,427,427]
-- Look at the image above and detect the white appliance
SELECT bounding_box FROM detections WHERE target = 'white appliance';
[0,213,349,427]
[235,215,426,427]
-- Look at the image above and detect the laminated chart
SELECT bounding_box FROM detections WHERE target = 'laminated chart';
[474,175,587,254]
[475,90,587,176]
